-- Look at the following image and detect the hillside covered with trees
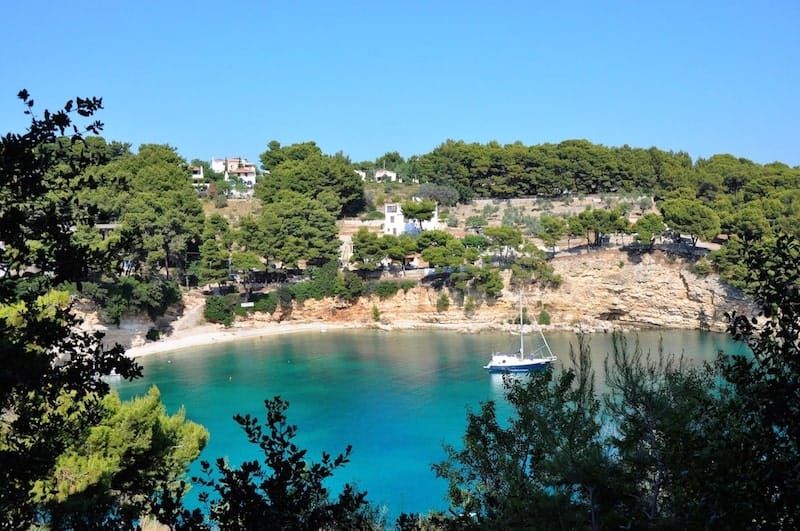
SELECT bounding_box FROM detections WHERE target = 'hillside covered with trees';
[3,91,800,528]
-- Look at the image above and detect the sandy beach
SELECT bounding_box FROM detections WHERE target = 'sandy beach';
[124,321,357,358]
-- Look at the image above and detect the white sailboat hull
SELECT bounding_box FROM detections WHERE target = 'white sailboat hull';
[483,352,556,373]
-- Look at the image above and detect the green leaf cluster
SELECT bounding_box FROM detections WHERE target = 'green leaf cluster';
[30,388,207,527]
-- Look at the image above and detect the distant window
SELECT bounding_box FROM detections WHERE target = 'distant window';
[387,205,397,213]
[390,216,395,223]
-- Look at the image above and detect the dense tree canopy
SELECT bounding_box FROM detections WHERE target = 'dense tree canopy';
[0,92,204,529]
[256,141,364,217]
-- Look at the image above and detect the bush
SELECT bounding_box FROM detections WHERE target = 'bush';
[341,271,365,302]
[436,292,450,312]
[538,310,551,325]
[361,210,385,221]
[466,215,488,228]
[464,295,478,315]
[214,194,228,208]
[292,262,342,302]
[691,257,713,277]
[84,277,181,325]
[205,295,234,327]
[400,280,416,293]
[146,327,161,341]
[276,285,294,310]
[375,281,400,300]
[252,292,278,314]
[372,304,381,322]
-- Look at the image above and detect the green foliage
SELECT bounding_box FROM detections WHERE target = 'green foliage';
[690,257,713,276]
[537,309,551,325]
[482,203,500,218]
[252,292,279,314]
[575,207,629,248]
[341,271,365,302]
[195,396,379,529]
[372,304,381,322]
[87,277,181,325]
[111,144,205,280]
[146,327,161,341]
[361,209,385,221]
[511,245,562,290]
[350,227,386,272]
[250,190,341,268]
[0,92,204,529]
[213,193,228,208]
[375,281,401,300]
[463,295,478,315]
[256,142,364,217]
[632,212,665,248]
[436,234,800,530]
[400,280,416,292]
[204,295,234,326]
[30,387,208,529]
[291,262,343,302]
[416,183,459,206]
[660,198,721,246]
[436,292,450,312]
[276,285,294,310]
[483,226,523,266]
[537,214,567,251]
[401,198,437,229]
[465,215,488,228]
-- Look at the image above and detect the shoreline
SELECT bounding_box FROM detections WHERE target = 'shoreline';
[123,319,514,359]
[124,321,357,358]
[121,316,681,359]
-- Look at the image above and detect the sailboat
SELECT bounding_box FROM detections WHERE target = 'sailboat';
[484,291,557,373]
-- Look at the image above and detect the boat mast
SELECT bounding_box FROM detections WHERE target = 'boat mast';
[519,290,524,359]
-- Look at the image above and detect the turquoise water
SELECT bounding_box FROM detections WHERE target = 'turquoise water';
[113,329,748,521]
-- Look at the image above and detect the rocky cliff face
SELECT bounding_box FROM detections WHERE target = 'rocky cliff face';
[79,248,754,348]
[278,249,753,334]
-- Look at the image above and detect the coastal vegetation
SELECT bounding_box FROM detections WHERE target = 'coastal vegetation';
[2,91,800,528]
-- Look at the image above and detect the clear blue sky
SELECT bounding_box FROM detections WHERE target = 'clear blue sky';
[2,1,798,167]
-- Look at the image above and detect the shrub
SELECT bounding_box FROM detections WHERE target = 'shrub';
[464,295,478,315]
[145,327,161,341]
[341,271,365,302]
[292,262,342,302]
[400,280,416,293]
[466,215,487,228]
[214,194,228,208]
[276,285,294,310]
[691,257,714,277]
[205,295,234,327]
[375,281,400,300]
[252,292,278,314]
[86,277,181,325]
[436,292,450,312]
[372,304,381,322]
[361,210,385,221]
[538,310,551,325]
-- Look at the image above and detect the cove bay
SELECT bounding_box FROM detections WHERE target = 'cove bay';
[114,329,748,521]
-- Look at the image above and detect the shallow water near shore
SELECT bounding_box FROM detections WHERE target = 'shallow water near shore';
[113,329,747,522]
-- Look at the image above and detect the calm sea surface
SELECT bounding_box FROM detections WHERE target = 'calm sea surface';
[113,329,748,521]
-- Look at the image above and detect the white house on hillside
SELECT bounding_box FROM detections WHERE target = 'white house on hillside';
[211,157,258,187]
[383,200,440,236]
[374,168,397,182]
